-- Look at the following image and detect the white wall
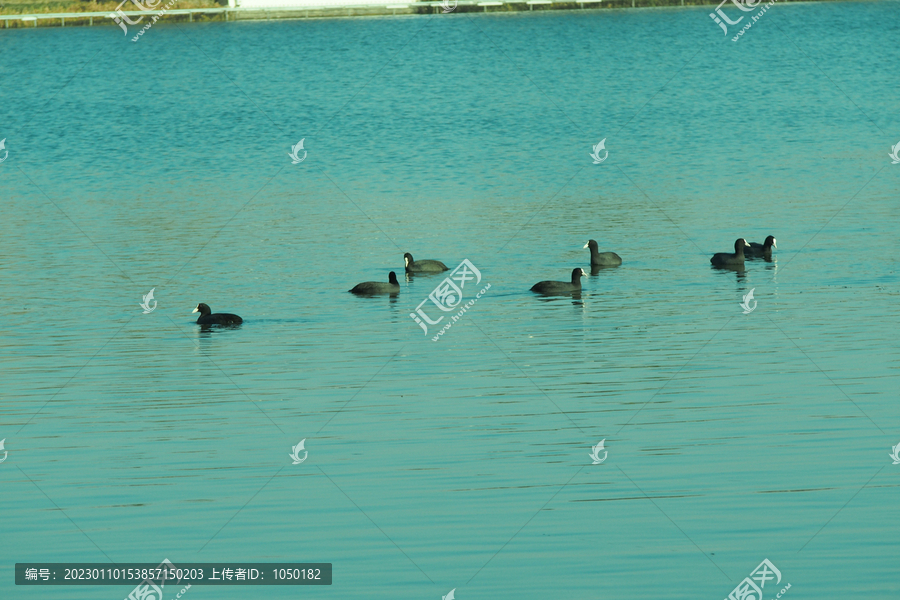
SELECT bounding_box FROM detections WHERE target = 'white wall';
[236,0,408,7]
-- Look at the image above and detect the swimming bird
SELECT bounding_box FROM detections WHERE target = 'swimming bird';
[710,238,750,267]
[584,239,622,267]
[745,235,776,258]
[192,303,243,325]
[349,271,401,295]
[404,252,448,274]
[531,268,587,294]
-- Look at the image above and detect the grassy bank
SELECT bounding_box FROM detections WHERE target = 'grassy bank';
[0,0,223,28]
[1,0,221,13]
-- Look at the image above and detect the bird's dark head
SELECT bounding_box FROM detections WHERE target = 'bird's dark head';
[192,303,211,316]
[388,271,399,285]
[764,235,776,249]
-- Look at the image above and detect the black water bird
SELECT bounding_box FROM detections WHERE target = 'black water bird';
[584,239,622,267]
[531,268,588,294]
[404,252,449,274]
[745,235,776,258]
[710,238,749,268]
[349,271,401,295]
[192,303,242,325]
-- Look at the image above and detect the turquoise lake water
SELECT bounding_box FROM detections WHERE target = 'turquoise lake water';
[1,1,899,598]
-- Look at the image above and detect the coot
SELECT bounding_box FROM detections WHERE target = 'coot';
[710,239,749,267]
[584,239,622,266]
[745,235,776,258]
[404,252,448,274]
[192,303,242,325]
[349,271,401,295]
[531,268,587,294]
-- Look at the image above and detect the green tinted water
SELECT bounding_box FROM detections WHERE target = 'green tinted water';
[1,3,899,598]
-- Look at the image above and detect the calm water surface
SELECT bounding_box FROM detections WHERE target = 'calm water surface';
[1,2,899,598]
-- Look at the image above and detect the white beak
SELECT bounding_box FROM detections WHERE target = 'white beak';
[192,307,199,314]
[404,257,409,266]
[583,242,590,249]
[772,239,777,248]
